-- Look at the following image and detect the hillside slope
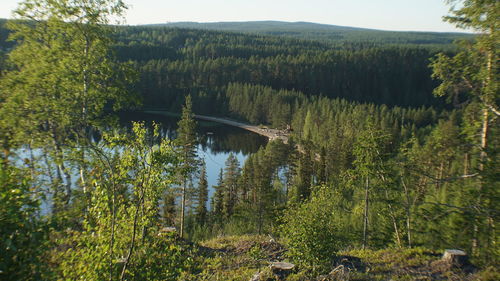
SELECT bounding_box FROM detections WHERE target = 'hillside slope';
[187,235,498,280]
[159,20,473,45]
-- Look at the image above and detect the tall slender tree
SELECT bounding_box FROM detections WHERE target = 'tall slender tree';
[289,141,313,202]
[196,159,208,225]
[211,168,225,225]
[175,95,198,237]
[222,153,240,218]
[352,120,390,249]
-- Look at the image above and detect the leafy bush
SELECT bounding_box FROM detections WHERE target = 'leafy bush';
[280,185,349,272]
[49,123,188,280]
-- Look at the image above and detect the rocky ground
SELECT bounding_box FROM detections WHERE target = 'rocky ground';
[185,235,498,281]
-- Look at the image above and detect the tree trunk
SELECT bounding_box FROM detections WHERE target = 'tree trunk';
[463,153,469,176]
[385,192,402,248]
[381,174,402,248]
[473,108,489,256]
[479,108,489,172]
[401,178,412,247]
[80,35,90,194]
[120,194,142,281]
[436,161,444,189]
[180,179,187,238]
[58,162,72,205]
[28,140,36,186]
[362,177,369,249]
[478,31,496,256]
[51,127,72,206]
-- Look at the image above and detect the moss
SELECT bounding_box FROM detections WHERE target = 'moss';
[190,235,287,280]
[184,235,495,280]
[474,266,500,281]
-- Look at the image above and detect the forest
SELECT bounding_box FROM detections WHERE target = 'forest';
[0,0,498,280]
[113,25,452,109]
[158,20,474,45]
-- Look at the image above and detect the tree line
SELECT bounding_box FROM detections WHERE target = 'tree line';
[122,29,448,109]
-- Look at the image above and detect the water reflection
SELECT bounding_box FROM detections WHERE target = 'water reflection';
[118,111,268,155]
[119,112,268,199]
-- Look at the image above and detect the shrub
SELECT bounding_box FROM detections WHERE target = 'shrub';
[280,185,348,272]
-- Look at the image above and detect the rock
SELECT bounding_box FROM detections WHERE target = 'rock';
[270,262,295,271]
[431,249,476,274]
[270,262,295,279]
[442,249,468,267]
[315,264,353,281]
[158,227,177,236]
[333,255,366,272]
[161,226,177,232]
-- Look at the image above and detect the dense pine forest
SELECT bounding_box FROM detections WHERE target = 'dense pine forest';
[160,20,474,45]
[113,25,455,109]
[0,0,498,280]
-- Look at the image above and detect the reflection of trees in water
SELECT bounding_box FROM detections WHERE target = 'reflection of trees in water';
[199,131,266,155]
[118,112,266,155]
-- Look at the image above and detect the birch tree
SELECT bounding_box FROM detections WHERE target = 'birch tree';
[430,0,499,257]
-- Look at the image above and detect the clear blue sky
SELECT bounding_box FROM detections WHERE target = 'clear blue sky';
[0,0,466,32]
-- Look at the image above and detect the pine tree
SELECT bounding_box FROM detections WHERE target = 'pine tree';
[175,95,198,238]
[253,149,274,234]
[290,142,313,202]
[211,168,225,225]
[352,120,390,249]
[239,156,255,202]
[196,159,208,225]
[223,153,241,218]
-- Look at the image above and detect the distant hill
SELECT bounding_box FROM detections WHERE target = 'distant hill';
[0,18,473,47]
[157,21,473,45]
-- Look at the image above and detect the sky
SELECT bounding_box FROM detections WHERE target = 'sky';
[0,0,467,33]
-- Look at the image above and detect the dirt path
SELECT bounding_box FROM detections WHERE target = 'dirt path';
[142,110,289,143]
[194,114,289,143]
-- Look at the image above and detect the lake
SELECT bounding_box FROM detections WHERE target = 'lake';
[119,111,268,199]
[15,111,267,214]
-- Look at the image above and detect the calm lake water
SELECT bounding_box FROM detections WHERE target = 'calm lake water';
[120,112,268,198]
[17,112,267,214]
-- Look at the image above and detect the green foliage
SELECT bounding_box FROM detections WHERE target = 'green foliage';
[0,1,497,279]
[125,232,198,280]
[80,25,454,111]
[281,186,350,272]
[221,140,289,236]
[0,0,137,147]
[211,168,225,225]
[475,266,500,281]
[222,153,240,218]
[289,141,313,202]
[226,83,302,127]
[0,163,46,280]
[195,159,209,225]
[176,94,199,238]
[164,21,472,45]
[176,95,198,163]
[430,0,499,261]
[0,0,139,221]
[50,122,183,280]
